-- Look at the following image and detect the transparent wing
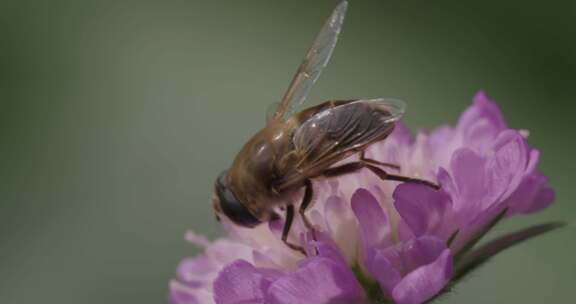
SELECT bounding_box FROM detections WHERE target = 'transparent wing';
[277,98,405,189]
[294,98,405,164]
[271,1,348,122]
[277,98,406,190]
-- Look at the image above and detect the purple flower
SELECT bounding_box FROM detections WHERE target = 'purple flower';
[170,92,555,304]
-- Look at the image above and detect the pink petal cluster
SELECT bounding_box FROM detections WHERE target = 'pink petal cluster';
[170,92,554,304]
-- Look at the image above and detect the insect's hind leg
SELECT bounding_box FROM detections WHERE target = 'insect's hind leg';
[359,151,400,171]
[281,204,306,255]
[322,161,439,190]
[363,163,440,190]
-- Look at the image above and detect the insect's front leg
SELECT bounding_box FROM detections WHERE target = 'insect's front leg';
[281,205,306,255]
[299,179,317,241]
[280,182,318,255]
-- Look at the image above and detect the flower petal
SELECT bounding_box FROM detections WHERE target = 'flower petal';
[463,119,500,153]
[213,260,281,304]
[401,236,448,270]
[392,249,453,304]
[533,187,555,212]
[458,91,506,132]
[394,183,451,237]
[389,236,446,271]
[507,174,555,214]
[365,236,448,297]
[428,125,454,150]
[177,255,215,285]
[267,257,364,304]
[324,194,359,262]
[485,130,529,204]
[206,240,254,266]
[351,188,390,251]
[364,248,402,294]
[449,148,487,212]
[169,281,200,304]
[525,149,540,175]
[390,121,413,146]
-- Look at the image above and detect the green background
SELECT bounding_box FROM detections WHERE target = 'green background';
[1,0,574,303]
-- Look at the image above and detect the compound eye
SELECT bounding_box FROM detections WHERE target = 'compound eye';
[215,172,261,228]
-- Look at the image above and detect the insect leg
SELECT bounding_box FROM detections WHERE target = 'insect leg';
[281,204,306,254]
[321,161,439,190]
[322,161,365,177]
[364,164,440,190]
[360,151,400,171]
[384,171,440,190]
[298,179,317,240]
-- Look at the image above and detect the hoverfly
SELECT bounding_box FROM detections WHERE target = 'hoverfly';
[213,1,438,253]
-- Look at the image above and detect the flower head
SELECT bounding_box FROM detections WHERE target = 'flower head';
[170,92,555,304]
